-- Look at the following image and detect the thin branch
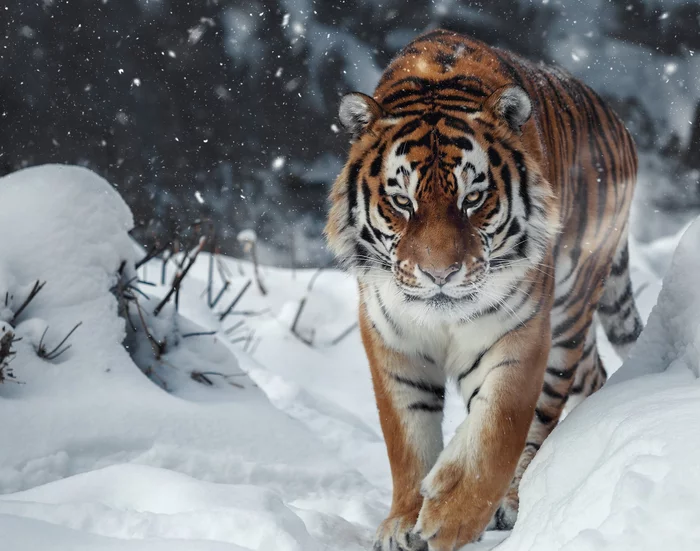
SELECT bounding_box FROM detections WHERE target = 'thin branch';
[39,322,83,361]
[219,280,252,321]
[181,330,217,338]
[249,336,262,356]
[135,298,166,358]
[290,298,312,345]
[329,322,359,346]
[191,370,244,389]
[191,370,214,386]
[243,329,257,353]
[226,308,269,317]
[223,320,246,336]
[12,280,46,324]
[153,237,207,317]
[307,260,334,293]
[127,284,151,300]
[207,230,216,307]
[210,281,230,309]
[135,242,170,270]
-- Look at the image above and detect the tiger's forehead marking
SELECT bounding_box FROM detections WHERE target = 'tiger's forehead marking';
[382,122,491,203]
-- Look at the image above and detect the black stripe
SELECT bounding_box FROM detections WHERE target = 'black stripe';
[392,374,445,400]
[407,402,443,413]
[360,226,375,244]
[457,349,487,383]
[535,408,556,425]
[609,244,629,277]
[605,318,643,345]
[444,135,473,151]
[553,321,592,350]
[346,161,361,226]
[374,288,403,337]
[441,116,474,134]
[512,150,531,219]
[541,381,567,401]
[467,387,481,413]
[525,441,541,451]
[546,365,577,380]
[369,144,386,177]
[391,118,424,141]
[598,282,633,315]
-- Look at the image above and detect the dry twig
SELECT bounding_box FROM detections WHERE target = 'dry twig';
[153,237,207,317]
[219,280,252,321]
[12,280,46,324]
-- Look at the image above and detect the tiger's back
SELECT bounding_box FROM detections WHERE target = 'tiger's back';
[326,29,642,550]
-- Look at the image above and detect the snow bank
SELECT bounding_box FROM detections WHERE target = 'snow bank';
[499,216,700,551]
[0,165,381,550]
[1,164,697,551]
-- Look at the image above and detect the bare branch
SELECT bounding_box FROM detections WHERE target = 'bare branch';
[210,281,230,309]
[329,322,359,346]
[38,322,83,361]
[12,280,46,324]
[223,320,246,336]
[181,330,217,338]
[153,237,207,317]
[135,242,170,270]
[218,280,252,321]
[135,298,166,359]
[290,297,312,345]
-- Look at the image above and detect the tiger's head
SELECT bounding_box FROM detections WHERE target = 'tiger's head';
[325,85,559,323]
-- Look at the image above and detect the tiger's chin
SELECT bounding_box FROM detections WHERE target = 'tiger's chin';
[397,288,483,325]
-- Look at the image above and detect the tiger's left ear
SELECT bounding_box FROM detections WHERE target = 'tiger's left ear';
[338,92,385,140]
[484,85,532,134]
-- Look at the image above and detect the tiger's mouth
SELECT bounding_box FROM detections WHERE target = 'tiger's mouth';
[402,290,478,305]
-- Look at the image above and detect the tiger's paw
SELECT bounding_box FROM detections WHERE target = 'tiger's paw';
[374,510,427,551]
[488,495,518,531]
[413,463,490,551]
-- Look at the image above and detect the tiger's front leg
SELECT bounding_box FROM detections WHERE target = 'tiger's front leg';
[415,320,550,550]
[359,307,446,551]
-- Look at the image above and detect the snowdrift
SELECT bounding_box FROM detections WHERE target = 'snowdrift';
[500,217,700,551]
[0,164,698,551]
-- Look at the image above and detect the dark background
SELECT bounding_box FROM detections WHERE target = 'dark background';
[2,0,700,265]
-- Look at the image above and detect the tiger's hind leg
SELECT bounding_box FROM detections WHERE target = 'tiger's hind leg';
[489,314,599,530]
[567,331,607,411]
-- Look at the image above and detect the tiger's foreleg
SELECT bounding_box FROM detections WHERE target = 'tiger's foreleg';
[414,319,550,550]
[360,306,446,551]
[493,314,600,530]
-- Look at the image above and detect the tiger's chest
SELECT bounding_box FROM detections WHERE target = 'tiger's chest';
[363,278,527,380]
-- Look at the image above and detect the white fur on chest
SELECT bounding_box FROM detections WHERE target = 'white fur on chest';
[364,279,515,379]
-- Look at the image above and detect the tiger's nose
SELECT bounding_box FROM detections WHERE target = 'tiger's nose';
[418,263,461,286]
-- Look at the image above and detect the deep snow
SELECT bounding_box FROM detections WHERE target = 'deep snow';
[0,165,697,551]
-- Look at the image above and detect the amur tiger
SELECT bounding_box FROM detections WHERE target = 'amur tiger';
[325,29,643,551]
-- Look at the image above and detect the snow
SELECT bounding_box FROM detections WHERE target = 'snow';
[499,217,700,551]
[0,164,698,551]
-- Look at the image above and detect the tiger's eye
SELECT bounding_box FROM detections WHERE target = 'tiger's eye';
[393,195,412,208]
[465,190,482,205]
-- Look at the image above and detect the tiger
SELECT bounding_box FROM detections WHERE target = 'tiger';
[325,29,643,551]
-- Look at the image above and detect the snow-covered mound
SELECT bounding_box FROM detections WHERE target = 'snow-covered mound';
[0,165,385,551]
[500,217,700,551]
[0,164,696,551]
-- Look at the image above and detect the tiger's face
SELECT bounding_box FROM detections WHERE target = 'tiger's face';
[326,86,559,322]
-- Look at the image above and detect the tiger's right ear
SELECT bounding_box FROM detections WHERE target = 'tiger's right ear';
[338,92,385,139]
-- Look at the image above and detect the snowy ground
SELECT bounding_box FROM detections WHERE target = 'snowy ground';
[0,165,698,551]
